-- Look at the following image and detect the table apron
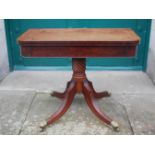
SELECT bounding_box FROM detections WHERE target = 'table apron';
[21,45,136,58]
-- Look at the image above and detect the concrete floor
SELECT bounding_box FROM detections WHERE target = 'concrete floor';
[0,71,155,135]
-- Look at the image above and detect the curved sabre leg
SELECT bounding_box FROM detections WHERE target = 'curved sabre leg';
[87,80,111,99]
[51,81,71,99]
[83,80,119,131]
[40,81,76,130]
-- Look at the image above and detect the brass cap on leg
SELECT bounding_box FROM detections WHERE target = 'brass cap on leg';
[39,121,48,132]
[111,121,120,132]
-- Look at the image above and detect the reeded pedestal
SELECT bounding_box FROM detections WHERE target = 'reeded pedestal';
[40,58,119,131]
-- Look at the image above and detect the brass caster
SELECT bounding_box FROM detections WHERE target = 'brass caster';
[111,121,120,132]
[107,92,111,97]
[39,121,48,132]
[104,91,111,97]
[50,92,54,97]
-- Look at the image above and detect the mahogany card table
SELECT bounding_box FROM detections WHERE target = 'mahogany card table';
[18,28,140,131]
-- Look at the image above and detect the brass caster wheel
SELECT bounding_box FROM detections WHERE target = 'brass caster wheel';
[111,121,120,132]
[107,92,111,97]
[104,91,111,97]
[39,121,48,132]
[50,92,55,97]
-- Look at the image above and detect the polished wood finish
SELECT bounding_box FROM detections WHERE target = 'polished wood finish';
[18,28,140,131]
[18,28,140,43]
[18,28,140,58]
[50,58,113,128]
[20,45,136,58]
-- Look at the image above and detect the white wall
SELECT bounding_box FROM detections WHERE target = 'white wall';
[0,19,10,81]
[147,20,155,84]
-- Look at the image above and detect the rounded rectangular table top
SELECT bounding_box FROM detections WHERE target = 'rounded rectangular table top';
[18,28,140,58]
[18,28,140,45]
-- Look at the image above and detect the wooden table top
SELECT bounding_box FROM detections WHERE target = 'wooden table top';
[18,28,140,45]
[18,28,140,58]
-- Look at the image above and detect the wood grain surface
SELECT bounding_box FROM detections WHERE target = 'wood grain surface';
[18,28,140,58]
[18,28,140,44]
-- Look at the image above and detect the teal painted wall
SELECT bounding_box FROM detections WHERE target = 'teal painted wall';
[5,19,151,71]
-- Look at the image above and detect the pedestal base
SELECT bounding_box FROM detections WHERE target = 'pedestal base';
[40,58,119,131]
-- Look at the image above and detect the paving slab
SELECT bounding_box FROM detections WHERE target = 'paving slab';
[0,90,35,135]
[116,93,155,134]
[0,71,154,94]
[0,71,70,92]
[87,71,155,94]
[21,93,132,135]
